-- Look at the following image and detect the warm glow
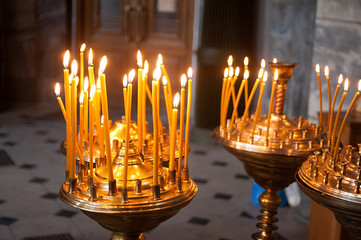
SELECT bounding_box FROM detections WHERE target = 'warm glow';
[80,43,86,52]
[157,54,163,68]
[261,59,266,68]
[96,77,101,89]
[162,76,167,86]
[273,58,277,63]
[258,69,264,79]
[244,57,249,66]
[90,85,96,99]
[84,77,89,90]
[344,78,349,92]
[262,71,268,83]
[244,70,249,79]
[101,115,104,125]
[71,60,78,76]
[229,67,234,78]
[99,56,107,74]
[63,51,70,68]
[235,67,240,77]
[315,64,320,73]
[153,68,161,81]
[227,55,233,67]
[88,48,93,66]
[173,92,180,109]
[324,66,329,76]
[181,74,187,88]
[338,74,343,85]
[75,77,79,86]
[123,74,128,88]
[55,82,61,97]
[137,50,142,68]
[224,68,228,78]
[358,79,361,92]
[274,69,279,81]
[129,69,136,83]
[79,91,84,105]
[144,60,149,74]
[187,67,193,79]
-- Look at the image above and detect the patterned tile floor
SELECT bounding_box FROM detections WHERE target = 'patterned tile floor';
[0,104,309,240]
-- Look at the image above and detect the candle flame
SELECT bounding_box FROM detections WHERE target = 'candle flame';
[173,92,180,109]
[99,56,107,74]
[88,48,93,66]
[274,69,279,81]
[123,74,128,88]
[55,82,61,97]
[90,85,96,99]
[229,67,234,78]
[137,50,142,68]
[187,67,193,79]
[144,60,149,74]
[129,69,136,83]
[96,77,101,89]
[324,66,329,76]
[69,73,73,81]
[227,55,233,67]
[263,71,268,83]
[261,59,266,68]
[315,64,320,73]
[344,78,349,92]
[63,50,70,68]
[162,76,167,86]
[181,74,187,88]
[224,68,228,78]
[244,57,249,66]
[80,43,86,53]
[84,77,89,90]
[157,54,163,68]
[79,91,84,105]
[243,70,249,79]
[258,69,264,79]
[358,79,361,92]
[71,60,78,76]
[235,67,240,77]
[101,115,104,125]
[338,74,343,85]
[153,68,161,81]
[273,58,277,63]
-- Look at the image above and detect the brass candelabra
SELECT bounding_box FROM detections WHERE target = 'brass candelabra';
[213,61,325,239]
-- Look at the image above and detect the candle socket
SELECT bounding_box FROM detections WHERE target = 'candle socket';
[182,168,190,182]
[90,185,97,201]
[69,178,77,193]
[169,170,176,184]
[121,188,128,203]
[65,170,70,183]
[88,176,94,188]
[135,179,142,195]
[354,181,361,194]
[152,185,161,200]
[108,180,117,196]
[100,157,106,167]
[78,169,85,184]
[176,177,183,193]
[158,175,165,190]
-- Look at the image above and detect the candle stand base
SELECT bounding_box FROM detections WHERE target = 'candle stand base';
[110,232,145,240]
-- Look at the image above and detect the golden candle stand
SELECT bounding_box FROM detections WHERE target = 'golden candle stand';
[59,120,197,240]
[297,144,361,239]
[213,62,325,239]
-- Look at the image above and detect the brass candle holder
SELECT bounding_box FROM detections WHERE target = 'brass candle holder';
[297,144,361,240]
[214,62,325,239]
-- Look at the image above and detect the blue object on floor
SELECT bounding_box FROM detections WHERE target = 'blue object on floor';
[252,182,288,207]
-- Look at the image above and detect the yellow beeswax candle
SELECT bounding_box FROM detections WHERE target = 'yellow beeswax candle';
[70,73,78,179]
[123,74,128,115]
[137,50,143,153]
[184,68,192,169]
[325,66,331,133]
[55,83,66,119]
[220,68,228,128]
[89,85,96,178]
[158,54,173,103]
[244,57,249,107]
[83,77,89,144]
[88,48,95,86]
[315,64,323,127]
[95,78,104,157]
[169,93,179,172]
[251,71,268,141]
[162,76,171,128]
[79,91,84,165]
[328,75,343,141]
[80,43,86,91]
[152,75,159,186]
[266,69,279,143]
[143,61,149,140]
[178,74,187,177]
[229,70,248,131]
[63,51,71,173]
[222,66,234,127]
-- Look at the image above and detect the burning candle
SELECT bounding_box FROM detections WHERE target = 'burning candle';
[123,74,128,115]
[144,61,153,104]
[315,64,322,127]
[178,74,187,178]
[220,68,229,128]
[83,77,89,145]
[223,67,234,128]
[333,80,361,158]
[79,91,84,165]
[239,69,263,139]
[88,48,95,86]
[184,68,192,170]
[70,60,78,179]
[63,51,71,175]
[244,57,249,107]
[325,66,332,134]
[328,74,343,142]
[55,83,66,119]
[331,79,349,152]
[158,54,172,104]
[251,71,268,141]
[95,78,104,158]
[142,60,149,140]
[80,43,86,91]
[137,50,144,153]
[152,70,160,186]
[260,59,266,78]
[89,85,96,178]
[99,56,114,182]
[162,76,171,128]
[266,69,279,143]
[169,93,180,173]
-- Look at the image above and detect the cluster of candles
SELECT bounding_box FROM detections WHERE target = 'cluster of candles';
[314,64,361,158]
[55,43,193,198]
